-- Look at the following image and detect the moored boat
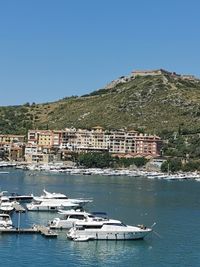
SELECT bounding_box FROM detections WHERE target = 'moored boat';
[27,189,92,211]
[0,192,16,213]
[67,218,152,241]
[33,189,92,205]
[8,192,33,202]
[49,208,108,229]
[26,199,79,212]
[0,213,13,229]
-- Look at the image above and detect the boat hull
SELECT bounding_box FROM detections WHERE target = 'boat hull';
[26,203,78,212]
[27,205,67,212]
[67,228,152,240]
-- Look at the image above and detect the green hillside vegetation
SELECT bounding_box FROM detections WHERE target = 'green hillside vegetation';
[76,152,148,169]
[1,73,200,135]
[1,71,200,164]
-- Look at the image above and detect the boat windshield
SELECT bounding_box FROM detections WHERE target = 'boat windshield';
[91,212,107,219]
[69,215,86,220]
[103,223,127,227]
[0,215,10,220]
[88,215,95,218]
[77,225,103,230]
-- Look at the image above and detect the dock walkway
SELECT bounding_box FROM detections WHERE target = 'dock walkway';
[36,225,58,237]
[0,225,58,238]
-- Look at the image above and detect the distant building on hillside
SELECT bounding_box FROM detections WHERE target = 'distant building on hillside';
[0,134,25,161]
[181,74,196,80]
[131,69,177,77]
[24,143,54,164]
[132,69,198,81]
[0,134,25,144]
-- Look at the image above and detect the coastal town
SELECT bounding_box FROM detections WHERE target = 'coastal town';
[0,126,162,165]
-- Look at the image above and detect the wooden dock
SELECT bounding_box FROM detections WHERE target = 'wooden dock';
[36,225,58,237]
[0,225,58,238]
[0,228,37,234]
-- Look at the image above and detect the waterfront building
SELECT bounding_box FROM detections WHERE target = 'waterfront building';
[28,130,54,147]
[25,152,54,164]
[26,127,162,160]
[25,144,54,163]
[0,134,25,161]
[9,145,24,161]
[56,127,161,158]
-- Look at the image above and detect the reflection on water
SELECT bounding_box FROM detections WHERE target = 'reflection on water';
[68,239,152,266]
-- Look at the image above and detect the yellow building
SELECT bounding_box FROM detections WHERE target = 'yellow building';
[28,130,53,147]
[0,134,25,144]
[38,131,53,147]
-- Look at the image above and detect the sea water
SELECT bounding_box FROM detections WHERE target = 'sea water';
[0,169,200,267]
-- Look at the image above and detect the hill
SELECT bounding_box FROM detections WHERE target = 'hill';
[1,69,200,136]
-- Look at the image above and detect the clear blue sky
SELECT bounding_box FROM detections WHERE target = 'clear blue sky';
[0,0,200,106]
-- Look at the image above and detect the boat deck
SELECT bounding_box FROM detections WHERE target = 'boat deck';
[12,203,26,212]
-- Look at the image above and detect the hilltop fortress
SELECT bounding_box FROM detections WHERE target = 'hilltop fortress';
[105,69,196,89]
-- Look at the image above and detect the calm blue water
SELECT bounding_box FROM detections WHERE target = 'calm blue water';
[0,169,200,267]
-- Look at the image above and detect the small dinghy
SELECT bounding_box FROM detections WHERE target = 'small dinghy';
[73,236,95,242]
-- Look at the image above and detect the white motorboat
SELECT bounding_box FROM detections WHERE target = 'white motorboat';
[73,236,95,242]
[30,189,92,210]
[8,192,33,202]
[0,192,15,213]
[26,199,79,212]
[49,208,108,229]
[33,189,69,202]
[0,213,13,229]
[67,218,152,241]
[0,196,14,213]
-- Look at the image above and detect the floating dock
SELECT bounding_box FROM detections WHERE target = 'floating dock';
[36,225,58,238]
[0,225,58,238]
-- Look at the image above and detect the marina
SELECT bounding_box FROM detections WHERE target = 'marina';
[0,169,199,266]
[2,160,200,181]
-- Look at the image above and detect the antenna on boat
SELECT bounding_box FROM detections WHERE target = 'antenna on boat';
[151,222,162,239]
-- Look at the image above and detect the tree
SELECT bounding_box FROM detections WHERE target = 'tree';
[77,152,114,168]
[182,160,200,172]
[161,158,182,173]
[133,157,148,168]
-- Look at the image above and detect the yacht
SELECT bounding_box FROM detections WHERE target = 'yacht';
[0,196,14,213]
[32,189,92,206]
[26,199,80,212]
[33,189,69,202]
[49,209,108,229]
[0,213,13,229]
[0,192,16,213]
[8,192,33,202]
[27,189,92,211]
[67,218,152,241]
